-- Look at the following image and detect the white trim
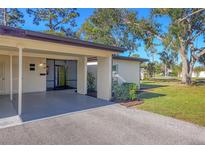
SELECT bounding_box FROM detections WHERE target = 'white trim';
[10,55,13,101]
[18,47,23,115]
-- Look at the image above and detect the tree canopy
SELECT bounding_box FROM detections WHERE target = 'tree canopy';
[78,8,142,56]
[0,8,24,27]
[27,8,79,37]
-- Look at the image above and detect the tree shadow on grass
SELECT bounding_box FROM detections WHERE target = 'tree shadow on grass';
[140,82,168,90]
[192,79,205,86]
[138,91,166,100]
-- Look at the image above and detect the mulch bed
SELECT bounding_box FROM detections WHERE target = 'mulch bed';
[120,100,144,107]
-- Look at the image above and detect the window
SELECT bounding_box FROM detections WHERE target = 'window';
[112,64,118,74]
[30,64,35,71]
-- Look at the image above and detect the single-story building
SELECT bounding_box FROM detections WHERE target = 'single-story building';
[0,26,125,115]
[191,71,205,78]
[87,56,148,89]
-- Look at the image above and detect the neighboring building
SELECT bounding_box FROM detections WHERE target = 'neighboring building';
[191,71,205,78]
[179,71,205,78]
[0,26,125,115]
[87,56,148,89]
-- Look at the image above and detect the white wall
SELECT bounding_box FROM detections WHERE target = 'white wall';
[199,71,205,78]
[87,59,141,92]
[0,55,46,95]
[192,71,205,78]
[113,59,140,88]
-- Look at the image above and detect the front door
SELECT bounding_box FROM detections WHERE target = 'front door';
[55,65,66,89]
[0,62,5,95]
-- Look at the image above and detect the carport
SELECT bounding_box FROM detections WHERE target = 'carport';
[0,26,125,116]
[12,90,114,122]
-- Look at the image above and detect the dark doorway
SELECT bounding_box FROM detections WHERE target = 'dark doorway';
[46,59,77,91]
[55,65,66,89]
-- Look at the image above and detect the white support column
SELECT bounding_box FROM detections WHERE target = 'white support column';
[97,56,112,100]
[18,47,23,115]
[10,55,13,101]
[77,56,87,95]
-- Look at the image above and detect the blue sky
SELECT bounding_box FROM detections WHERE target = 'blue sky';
[19,8,203,65]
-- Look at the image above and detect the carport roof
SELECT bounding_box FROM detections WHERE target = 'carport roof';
[88,55,148,62]
[0,26,125,53]
[113,55,149,62]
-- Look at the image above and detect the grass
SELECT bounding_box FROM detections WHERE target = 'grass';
[137,81,205,126]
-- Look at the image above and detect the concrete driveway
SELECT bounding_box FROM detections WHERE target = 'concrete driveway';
[0,104,205,144]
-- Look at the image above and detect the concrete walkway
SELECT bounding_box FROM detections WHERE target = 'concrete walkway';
[0,104,204,144]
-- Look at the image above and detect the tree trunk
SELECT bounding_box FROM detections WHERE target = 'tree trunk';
[180,54,192,85]
[164,64,167,77]
[3,8,7,26]
[181,55,193,85]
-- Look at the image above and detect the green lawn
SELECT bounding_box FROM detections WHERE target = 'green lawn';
[137,81,205,126]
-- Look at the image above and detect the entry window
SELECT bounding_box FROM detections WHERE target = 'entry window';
[30,64,36,71]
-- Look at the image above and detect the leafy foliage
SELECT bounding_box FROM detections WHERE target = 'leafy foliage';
[0,8,24,27]
[78,9,141,55]
[131,53,140,58]
[27,8,79,37]
[199,55,205,66]
[145,62,156,78]
[159,51,176,69]
[113,82,138,101]
[172,64,182,77]
[87,72,96,92]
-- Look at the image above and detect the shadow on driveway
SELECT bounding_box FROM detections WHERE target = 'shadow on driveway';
[12,90,115,122]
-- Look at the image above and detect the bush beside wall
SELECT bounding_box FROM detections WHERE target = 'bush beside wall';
[87,72,96,92]
[113,82,138,101]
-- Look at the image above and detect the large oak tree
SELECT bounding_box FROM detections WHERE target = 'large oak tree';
[127,8,205,84]
[152,9,205,84]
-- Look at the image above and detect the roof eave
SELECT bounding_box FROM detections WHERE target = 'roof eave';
[0,26,126,53]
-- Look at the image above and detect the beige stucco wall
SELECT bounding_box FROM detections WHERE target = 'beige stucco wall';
[97,57,112,100]
[0,54,46,95]
[77,56,87,95]
[0,55,10,94]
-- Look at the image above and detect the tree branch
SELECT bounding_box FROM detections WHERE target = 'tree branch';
[177,8,205,23]
[197,48,205,58]
[126,21,164,41]
[190,30,205,42]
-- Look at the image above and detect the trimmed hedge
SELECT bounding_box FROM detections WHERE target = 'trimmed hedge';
[113,82,138,101]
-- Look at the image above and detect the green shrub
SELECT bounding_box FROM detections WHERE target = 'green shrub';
[87,72,96,92]
[113,82,138,101]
